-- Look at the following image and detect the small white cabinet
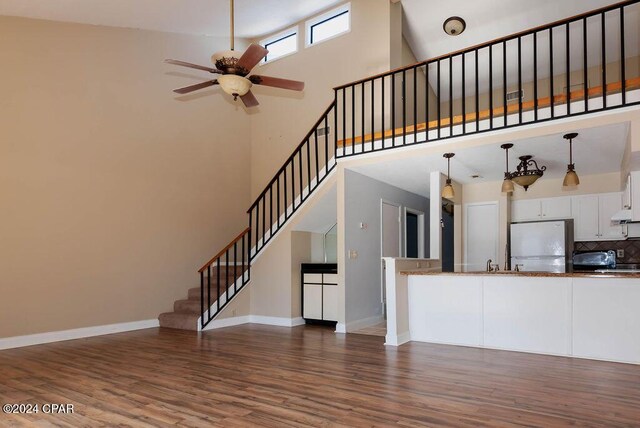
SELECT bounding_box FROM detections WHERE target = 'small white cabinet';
[511,196,571,222]
[302,265,338,322]
[572,192,624,241]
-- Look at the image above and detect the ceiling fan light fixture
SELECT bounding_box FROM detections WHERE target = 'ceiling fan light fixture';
[218,74,252,98]
[443,16,466,36]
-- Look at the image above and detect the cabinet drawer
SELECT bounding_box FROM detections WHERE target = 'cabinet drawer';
[323,273,338,284]
[303,273,323,284]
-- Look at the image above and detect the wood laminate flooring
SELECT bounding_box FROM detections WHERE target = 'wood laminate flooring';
[1,324,640,427]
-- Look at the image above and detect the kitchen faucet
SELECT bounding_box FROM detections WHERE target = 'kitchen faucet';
[486,259,493,272]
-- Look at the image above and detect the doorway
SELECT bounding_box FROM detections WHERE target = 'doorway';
[381,201,401,317]
[404,208,425,258]
[441,202,454,272]
[464,202,498,272]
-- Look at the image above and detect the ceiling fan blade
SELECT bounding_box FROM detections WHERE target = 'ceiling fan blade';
[237,44,269,73]
[164,59,222,74]
[173,80,219,94]
[250,75,305,91]
[240,90,259,108]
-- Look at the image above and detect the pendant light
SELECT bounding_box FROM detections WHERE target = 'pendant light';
[563,132,580,187]
[442,153,455,199]
[501,143,515,193]
[510,155,547,191]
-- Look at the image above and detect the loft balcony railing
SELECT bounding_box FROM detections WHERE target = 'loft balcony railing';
[200,1,639,329]
[333,0,640,157]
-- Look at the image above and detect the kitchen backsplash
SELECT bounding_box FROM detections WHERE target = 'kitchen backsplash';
[574,240,640,263]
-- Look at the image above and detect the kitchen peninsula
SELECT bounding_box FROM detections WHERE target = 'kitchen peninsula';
[384,266,640,365]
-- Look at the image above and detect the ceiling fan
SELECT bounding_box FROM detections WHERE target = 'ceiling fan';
[164,0,304,108]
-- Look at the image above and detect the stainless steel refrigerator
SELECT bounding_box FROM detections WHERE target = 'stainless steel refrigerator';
[510,220,574,273]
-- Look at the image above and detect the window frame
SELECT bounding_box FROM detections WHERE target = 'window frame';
[260,26,299,64]
[305,3,351,48]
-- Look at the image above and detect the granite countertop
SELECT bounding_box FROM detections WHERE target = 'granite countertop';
[399,270,640,278]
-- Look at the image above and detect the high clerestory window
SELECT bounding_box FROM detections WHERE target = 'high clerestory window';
[261,27,298,63]
[306,3,351,47]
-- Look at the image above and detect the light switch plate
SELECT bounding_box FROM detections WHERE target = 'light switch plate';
[617,249,625,258]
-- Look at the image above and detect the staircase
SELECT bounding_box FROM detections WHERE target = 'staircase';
[159,265,248,330]
[158,0,639,331]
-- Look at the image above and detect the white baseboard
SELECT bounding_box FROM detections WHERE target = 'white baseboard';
[335,323,346,333]
[345,315,384,332]
[0,319,159,351]
[385,331,411,347]
[250,315,305,327]
[202,315,305,331]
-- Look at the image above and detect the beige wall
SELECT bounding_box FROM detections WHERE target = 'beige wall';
[0,17,251,337]
[248,0,392,199]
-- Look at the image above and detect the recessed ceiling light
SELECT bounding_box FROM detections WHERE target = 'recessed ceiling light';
[443,16,466,36]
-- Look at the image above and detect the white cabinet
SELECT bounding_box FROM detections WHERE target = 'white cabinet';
[623,173,632,210]
[572,193,624,241]
[302,268,338,322]
[511,197,571,222]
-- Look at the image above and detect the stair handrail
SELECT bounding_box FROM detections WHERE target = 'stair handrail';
[198,227,250,273]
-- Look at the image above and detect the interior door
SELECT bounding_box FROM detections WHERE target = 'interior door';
[465,202,498,272]
[381,201,400,316]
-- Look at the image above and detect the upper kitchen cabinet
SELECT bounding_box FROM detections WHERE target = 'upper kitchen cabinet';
[572,193,625,241]
[511,197,572,222]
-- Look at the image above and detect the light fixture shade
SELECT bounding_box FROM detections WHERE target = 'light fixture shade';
[563,169,580,187]
[501,178,515,193]
[511,174,541,188]
[443,17,466,36]
[218,74,252,97]
[442,182,455,199]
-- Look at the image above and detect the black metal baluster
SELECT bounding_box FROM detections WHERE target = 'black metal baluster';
[534,32,538,121]
[437,60,441,138]
[225,249,229,306]
[583,18,588,112]
[602,11,607,108]
[207,265,212,320]
[392,73,396,146]
[200,270,204,327]
[283,164,288,220]
[334,89,338,159]
[475,50,479,131]
[403,69,407,145]
[233,242,237,294]
[248,210,253,258]
[489,46,494,128]
[371,78,375,151]
[261,197,265,244]
[382,77,385,148]
[241,233,245,285]
[269,185,273,237]
[518,36,522,123]
[413,66,417,143]
[550,28,555,118]
[255,200,260,250]
[276,176,280,228]
[566,22,570,115]
[306,140,311,199]
[425,64,430,141]
[361,82,365,151]
[314,125,319,182]
[449,56,453,136]
[503,41,507,126]
[216,258,221,312]
[325,116,329,173]
[290,160,295,210]
[342,88,346,153]
[462,53,466,134]
[351,85,355,154]
[298,151,303,203]
[620,6,626,105]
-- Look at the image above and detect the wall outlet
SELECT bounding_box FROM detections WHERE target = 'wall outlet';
[348,250,358,259]
[617,249,625,258]
[416,261,422,268]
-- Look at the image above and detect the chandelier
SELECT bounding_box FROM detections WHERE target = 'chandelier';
[510,155,546,191]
